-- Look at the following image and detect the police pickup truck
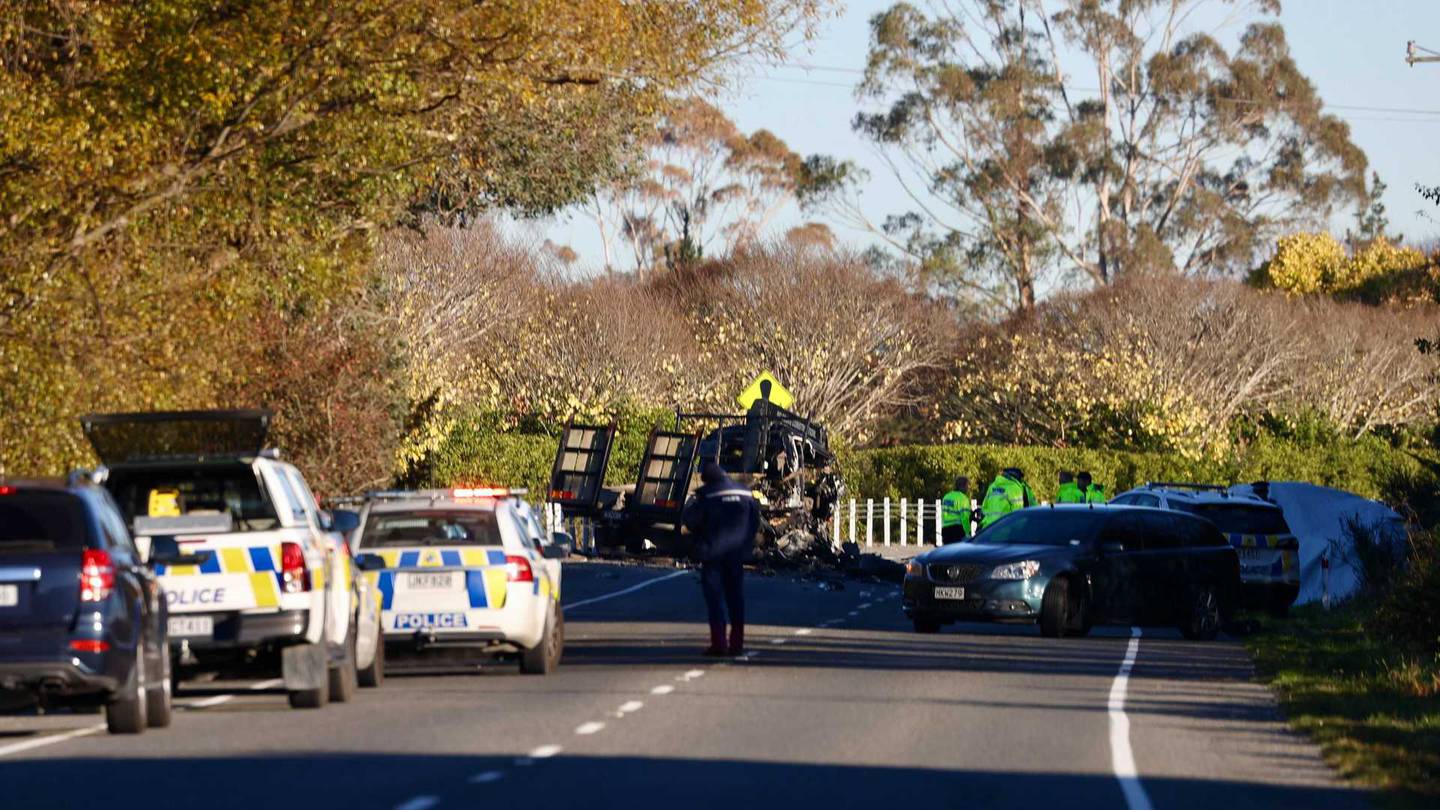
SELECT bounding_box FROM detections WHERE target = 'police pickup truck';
[81,410,384,708]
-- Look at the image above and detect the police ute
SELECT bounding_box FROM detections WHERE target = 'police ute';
[81,409,384,709]
[351,487,570,674]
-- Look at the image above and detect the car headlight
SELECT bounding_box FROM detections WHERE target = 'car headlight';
[905,561,925,578]
[989,560,1040,580]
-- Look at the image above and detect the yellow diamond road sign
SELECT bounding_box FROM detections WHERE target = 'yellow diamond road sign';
[737,371,794,411]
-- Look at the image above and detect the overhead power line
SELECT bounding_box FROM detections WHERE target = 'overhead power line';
[763,59,1440,118]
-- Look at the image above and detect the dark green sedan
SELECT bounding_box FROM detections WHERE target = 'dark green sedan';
[901,505,1241,640]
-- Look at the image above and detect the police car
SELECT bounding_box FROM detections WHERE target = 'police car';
[1109,482,1300,616]
[351,488,570,674]
[82,409,385,709]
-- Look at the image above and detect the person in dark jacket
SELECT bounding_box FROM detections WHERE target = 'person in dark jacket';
[682,461,761,657]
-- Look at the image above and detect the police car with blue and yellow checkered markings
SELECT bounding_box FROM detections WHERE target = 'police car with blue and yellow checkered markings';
[352,487,569,675]
[83,409,384,709]
[1110,483,1301,616]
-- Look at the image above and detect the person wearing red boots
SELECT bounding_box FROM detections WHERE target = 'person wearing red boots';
[682,461,761,657]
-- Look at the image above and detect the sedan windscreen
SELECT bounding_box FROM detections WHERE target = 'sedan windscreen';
[1171,503,1291,535]
[0,491,89,551]
[361,510,503,547]
[977,510,1108,546]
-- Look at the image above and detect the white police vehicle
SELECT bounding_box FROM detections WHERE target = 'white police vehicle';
[351,488,569,674]
[1109,482,1300,616]
[82,410,384,709]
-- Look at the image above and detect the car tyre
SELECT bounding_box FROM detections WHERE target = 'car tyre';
[106,649,147,735]
[912,617,942,634]
[358,632,385,688]
[327,623,359,703]
[1040,577,1071,638]
[145,646,173,729]
[1180,583,1222,641]
[521,607,564,675]
[288,685,328,709]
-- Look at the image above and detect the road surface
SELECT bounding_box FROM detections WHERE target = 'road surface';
[1,562,1367,809]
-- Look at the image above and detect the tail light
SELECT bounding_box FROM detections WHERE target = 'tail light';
[504,554,533,583]
[279,542,310,593]
[69,639,110,653]
[79,549,115,602]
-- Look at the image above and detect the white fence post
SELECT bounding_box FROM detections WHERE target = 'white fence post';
[883,497,891,547]
[900,498,908,547]
[934,498,942,541]
[832,504,841,547]
[917,500,926,546]
[865,499,874,547]
[849,499,857,548]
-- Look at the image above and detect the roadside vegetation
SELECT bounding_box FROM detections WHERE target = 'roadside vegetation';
[1248,521,1440,806]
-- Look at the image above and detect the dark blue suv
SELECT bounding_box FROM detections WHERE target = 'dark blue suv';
[0,475,173,733]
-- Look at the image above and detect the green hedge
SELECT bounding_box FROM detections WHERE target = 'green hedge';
[417,415,1439,515]
[839,435,1440,509]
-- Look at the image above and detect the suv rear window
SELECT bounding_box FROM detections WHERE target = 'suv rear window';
[360,510,503,548]
[0,490,90,551]
[1171,503,1291,535]
[105,464,279,531]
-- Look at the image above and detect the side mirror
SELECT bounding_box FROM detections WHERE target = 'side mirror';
[1100,541,1125,554]
[354,553,387,572]
[147,536,211,567]
[543,532,575,560]
[329,509,360,535]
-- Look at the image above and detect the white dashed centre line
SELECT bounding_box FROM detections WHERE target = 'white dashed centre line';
[794,628,812,636]
[677,669,705,682]
[650,684,675,695]
[575,721,606,736]
[847,610,859,616]
[770,638,787,645]
[394,796,439,810]
[468,771,505,784]
[617,700,644,714]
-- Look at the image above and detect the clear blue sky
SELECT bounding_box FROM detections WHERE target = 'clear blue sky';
[528,0,1440,270]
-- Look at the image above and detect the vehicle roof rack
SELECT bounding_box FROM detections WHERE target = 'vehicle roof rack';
[1143,482,1228,492]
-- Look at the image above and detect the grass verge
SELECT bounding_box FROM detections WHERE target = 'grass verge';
[1247,604,1440,808]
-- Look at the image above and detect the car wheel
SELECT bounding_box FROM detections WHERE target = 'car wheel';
[1040,577,1071,638]
[912,617,942,634]
[358,633,385,688]
[106,648,147,735]
[327,622,359,703]
[521,608,563,675]
[1180,584,1222,641]
[145,645,173,729]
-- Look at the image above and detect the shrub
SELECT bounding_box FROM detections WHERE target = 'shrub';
[1372,523,1440,657]
[1253,232,1345,295]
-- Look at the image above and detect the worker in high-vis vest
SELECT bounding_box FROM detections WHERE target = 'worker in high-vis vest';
[940,477,971,545]
[979,468,1036,530]
[1055,470,1084,504]
[1076,471,1106,503]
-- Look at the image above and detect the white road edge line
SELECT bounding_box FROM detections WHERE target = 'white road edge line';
[794,628,812,636]
[617,700,644,714]
[563,570,690,611]
[575,721,606,735]
[394,796,440,810]
[530,744,563,759]
[1108,627,1153,810]
[650,684,675,695]
[0,676,288,759]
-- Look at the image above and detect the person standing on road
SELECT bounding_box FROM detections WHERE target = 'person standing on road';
[1055,471,1084,504]
[683,461,761,657]
[940,477,971,545]
[1076,471,1107,503]
[979,467,1036,530]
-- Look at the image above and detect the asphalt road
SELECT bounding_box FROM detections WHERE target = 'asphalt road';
[1,561,1367,810]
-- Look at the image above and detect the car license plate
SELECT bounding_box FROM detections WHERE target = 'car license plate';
[1238,548,1275,560]
[168,615,213,638]
[406,572,458,590]
[934,586,966,600]
[0,584,17,607]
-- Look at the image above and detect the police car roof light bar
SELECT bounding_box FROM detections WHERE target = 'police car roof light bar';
[361,487,529,502]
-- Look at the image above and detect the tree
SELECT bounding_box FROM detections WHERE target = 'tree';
[0,0,824,475]
[807,0,1368,315]
[589,97,823,275]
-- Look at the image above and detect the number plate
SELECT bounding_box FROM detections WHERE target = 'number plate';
[168,615,213,638]
[934,586,967,600]
[0,584,17,607]
[405,572,458,590]
[1238,548,1275,560]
